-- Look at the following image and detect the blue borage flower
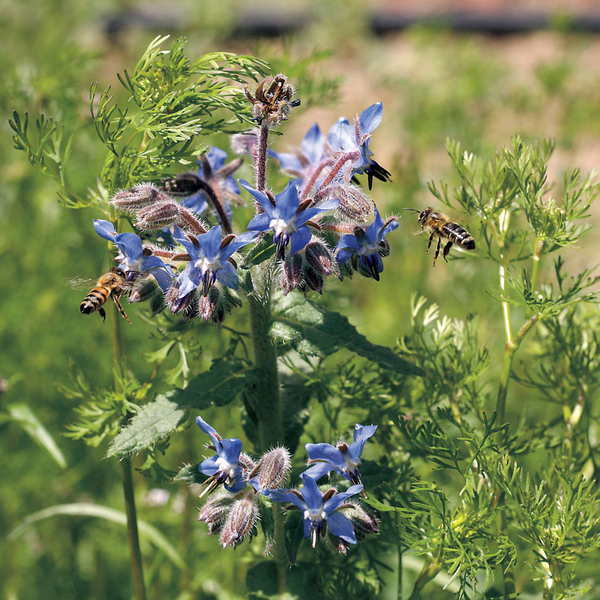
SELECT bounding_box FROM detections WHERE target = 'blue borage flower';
[173,225,257,298]
[183,147,242,216]
[196,416,248,496]
[335,205,398,281]
[268,123,327,182]
[239,179,339,259]
[304,424,377,487]
[93,219,173,290]
[268,474,363,548]
[328,102,391,190]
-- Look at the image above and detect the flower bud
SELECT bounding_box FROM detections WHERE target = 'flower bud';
[198,492,235,535]
[219,497,259,549]
[281,253,303,295]
[129,275,160,303]
[343,502,379,536]
[251,447,291,493]
[303,267,324,294]
[110,184,167,212]
[327,184,371,223]
[198,286,220,321]
[305,242,337,276]
[135,201,181,230]
[244,74,298,127]
[166,283,194,315]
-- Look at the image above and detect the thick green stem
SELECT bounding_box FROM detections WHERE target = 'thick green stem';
[407,556,441,600]
[121,458,147,600]
[530,237,544,297]
[248,262,287,592]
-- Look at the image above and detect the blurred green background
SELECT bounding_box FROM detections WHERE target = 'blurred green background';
[2,0,600,598]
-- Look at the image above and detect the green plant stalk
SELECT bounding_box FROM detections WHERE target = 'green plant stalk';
[529,237,545,297]
[407,555,441,600]
[109,216,147,600]
[248,262,287,593]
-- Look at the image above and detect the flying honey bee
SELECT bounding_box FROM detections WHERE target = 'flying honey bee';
[78,269,136,324]
[405,207,476,266]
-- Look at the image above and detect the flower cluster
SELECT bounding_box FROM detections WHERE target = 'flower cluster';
[195,417,378,553]
[83,76,398,326]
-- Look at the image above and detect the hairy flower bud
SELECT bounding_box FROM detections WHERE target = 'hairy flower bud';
[198,492,235,535]
[129,274,160,303]
[166,282,194,316]
[332,184,372,223]
[110,184,167,212]
[281,253,303,295]
[251,447,291,493]
[198,286,220,321]
[135,201,181,230]
[343,502,379,536]
[219,497,259,549]
[305,242,337,276]
[303,267,324,294]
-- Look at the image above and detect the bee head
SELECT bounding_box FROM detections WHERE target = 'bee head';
[418,208,432,225]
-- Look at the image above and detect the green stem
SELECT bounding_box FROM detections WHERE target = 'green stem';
[110,218,147,600]
[121,458,148,600]
[407,556,441,600]
[248,262,287,592]
[529,237,545,297]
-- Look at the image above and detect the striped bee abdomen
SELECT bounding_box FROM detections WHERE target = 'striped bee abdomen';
[442,222,476,250]
[80,287,109,314]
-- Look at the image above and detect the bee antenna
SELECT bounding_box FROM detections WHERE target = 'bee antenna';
[403,208,421,213]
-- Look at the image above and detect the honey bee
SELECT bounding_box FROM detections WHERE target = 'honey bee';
[405,207,476,266]
[78,269,135,324]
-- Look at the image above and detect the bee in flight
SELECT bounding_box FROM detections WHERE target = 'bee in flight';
[78,269,136,324]
[405,207,476,266]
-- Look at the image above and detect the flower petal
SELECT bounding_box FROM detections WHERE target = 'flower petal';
[327,512,357,544]
[197,226,223,261]
[302,462,338,481]
[301,123,326,164]
[178,262,201,298]
[247,213,272,232]
[300,474,324,511]
[238,179,276,216]
[219,438,242,465]
[305,443,345,467]
[94,219,117,240]
[196,416,219,437]
[198,456,219,476]
[359,102,383,135]
[289,225,312,257]
[215,261,239,290]
[323,484,363,513]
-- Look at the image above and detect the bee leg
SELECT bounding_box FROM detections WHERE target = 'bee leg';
[443,241,453,263]
[112,296,132,325]
[425,232,435,254]
[432,236,442,266]
[99,307,107,322]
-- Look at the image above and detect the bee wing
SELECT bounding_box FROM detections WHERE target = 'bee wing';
[67,276,97,291]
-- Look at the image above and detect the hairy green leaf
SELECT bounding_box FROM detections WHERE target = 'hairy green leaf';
[271,294,423,376]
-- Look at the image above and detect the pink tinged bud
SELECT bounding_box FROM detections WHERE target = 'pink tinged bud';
[198,287,220,321]
[251,447,291,491]
[305,242,336,276]
[135,201,181,230]
[331,184,371,222]
[129,275,161,303]
[281,253,303,294]
[303,267,324,294]
[238,453,257,474]
[219,497,259,549]
[110,184,167,212]
[198,492,235,535]
[231,132,258,156]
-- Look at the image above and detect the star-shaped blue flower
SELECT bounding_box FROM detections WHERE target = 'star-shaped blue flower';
[335,205,398,281]
[328,102,391,190]
[269,474,363,548]
[268,123,328,182]
[182,147,241,216]
[93,219,173,290]
[196,416,247,496]
[239,179,339,259]
[303,424,378,486]
[173,225,257,298]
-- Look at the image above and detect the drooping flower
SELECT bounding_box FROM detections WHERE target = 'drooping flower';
[269,474,363,548]
[303,424,378,487]
[328,102,391,189]
[173,225,257,298]
[196,416,249,496]
[268,123,328,182]
[239,179,339,259]
[335,205,398,281]
[93,219,174,290]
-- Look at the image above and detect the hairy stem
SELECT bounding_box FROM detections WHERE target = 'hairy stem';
[248,262,286,592]
[255,122,270,192]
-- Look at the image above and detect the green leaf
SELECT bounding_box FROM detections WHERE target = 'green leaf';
[174,463,204,484]
[7,404,67,468]
[107,395,190,457]
[107,356,257,457]
[243,234,275,267]
[363,496,403,513]
[283,509,305,565]
[7,503,185,571]
[271,295,423,376]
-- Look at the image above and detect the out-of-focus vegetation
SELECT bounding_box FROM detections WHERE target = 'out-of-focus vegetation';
[2,0,600,598]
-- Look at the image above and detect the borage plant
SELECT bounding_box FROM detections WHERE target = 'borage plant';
[10,36,421,599]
